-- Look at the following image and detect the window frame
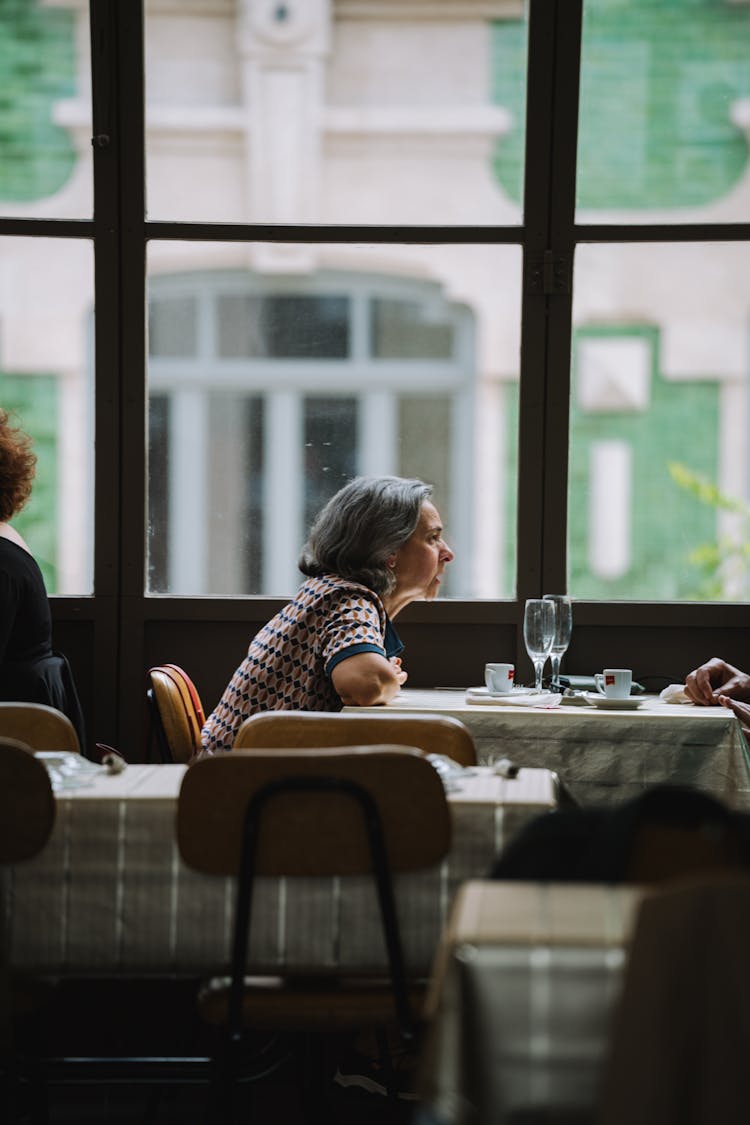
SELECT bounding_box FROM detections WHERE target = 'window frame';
[2,0,748,753]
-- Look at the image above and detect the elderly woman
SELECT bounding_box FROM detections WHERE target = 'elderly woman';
[201,475,454,753]
[0,409,85,749]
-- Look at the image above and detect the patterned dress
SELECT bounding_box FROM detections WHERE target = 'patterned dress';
[201,573,404,753]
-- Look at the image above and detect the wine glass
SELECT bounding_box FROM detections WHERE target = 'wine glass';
[523,599,555,694]
[543,594,573,690]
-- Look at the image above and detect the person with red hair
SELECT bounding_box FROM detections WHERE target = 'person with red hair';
[0,409,85,751]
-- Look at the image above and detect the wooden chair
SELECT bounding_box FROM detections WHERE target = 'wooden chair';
[233,710,478,767]
[0,737,56,1124]
[0,736,56,864]
[177,746,452,1113]
[0,703,80,756]
[146,664,205,763]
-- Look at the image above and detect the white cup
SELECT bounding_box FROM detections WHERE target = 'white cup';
[595,668,632,699]
[485,663,515,695]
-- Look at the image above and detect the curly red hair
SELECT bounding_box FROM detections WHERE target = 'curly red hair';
[0,409,37,521]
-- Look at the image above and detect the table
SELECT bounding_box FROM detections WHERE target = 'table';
[2,762,556,978]
[347,690,750,808]
[418,879,648,1125]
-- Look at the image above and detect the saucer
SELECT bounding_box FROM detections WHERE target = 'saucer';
[468,686,534,699]
[584,693,643,711]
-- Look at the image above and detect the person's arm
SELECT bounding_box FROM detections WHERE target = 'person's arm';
[331,651,407,707]
[717,695,750,740]
[684,657,750,706]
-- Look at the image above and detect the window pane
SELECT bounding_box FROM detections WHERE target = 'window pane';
[0,1,91,220]
[217,295,350,359]
[372,298,454,359]
[146,242,521,599]
[149,297,198,358]
[144,1,526,226]
[304,397,358,530]
[577,0,750,223]
[569,242,750,601]
[0,237,94,594]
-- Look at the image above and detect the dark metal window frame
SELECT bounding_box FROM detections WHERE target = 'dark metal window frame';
[3,0,750,750]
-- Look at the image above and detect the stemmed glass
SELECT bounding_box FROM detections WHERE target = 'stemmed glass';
[523,599,555,695]
[543,594,573,691]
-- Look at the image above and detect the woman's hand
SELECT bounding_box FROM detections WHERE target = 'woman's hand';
[389,656,408,687]
[685,657,750,706]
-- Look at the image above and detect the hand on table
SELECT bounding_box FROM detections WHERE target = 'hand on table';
[717,694,750,740]
[684,657,750,706]
[390,656,408,687]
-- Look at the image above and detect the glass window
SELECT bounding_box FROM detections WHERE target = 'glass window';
[371,298,454,360]
[146,243,522,599]
[144,0,527,226]
[0,0,91,220]
[577,0,750,223]
[569,242,750,601]
[0,237,94,594]
[217,295,350,360]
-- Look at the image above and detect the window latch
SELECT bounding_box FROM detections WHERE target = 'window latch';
[526,251,571,296]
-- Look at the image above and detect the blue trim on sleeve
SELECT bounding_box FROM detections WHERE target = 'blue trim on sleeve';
[326,642,385,677]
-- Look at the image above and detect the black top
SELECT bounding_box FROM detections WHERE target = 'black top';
[0,537,54,667]
[0,537,86,751]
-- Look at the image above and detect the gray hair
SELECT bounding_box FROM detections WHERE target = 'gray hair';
[299,475,433,596]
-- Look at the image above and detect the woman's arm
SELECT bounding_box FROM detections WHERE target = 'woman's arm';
[331,651,406,707]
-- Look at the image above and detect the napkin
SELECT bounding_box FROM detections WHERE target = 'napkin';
[465,688,562,709]
[659,683,693,704]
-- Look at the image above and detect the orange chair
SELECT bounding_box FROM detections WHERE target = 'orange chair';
[146,664,205,764]
[233,710,478,767]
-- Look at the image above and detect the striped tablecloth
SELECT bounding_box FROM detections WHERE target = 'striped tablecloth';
[2,762,556,978]
[418,879,648,1125]
[349,691,750,808]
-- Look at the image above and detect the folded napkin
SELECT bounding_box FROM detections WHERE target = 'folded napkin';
[465,687,562,709]
[659,683,693,704]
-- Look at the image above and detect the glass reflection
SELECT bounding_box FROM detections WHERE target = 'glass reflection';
[0,238,93,594]
[146,243,521,599]
[578,0,750,223]
[144,1,527,226]
[570,242,750,601]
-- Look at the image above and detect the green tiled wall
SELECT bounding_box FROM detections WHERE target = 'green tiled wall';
[568,327,720,600]
[491,0,750,210]
[1,376,58,591]
[0,0,76,201]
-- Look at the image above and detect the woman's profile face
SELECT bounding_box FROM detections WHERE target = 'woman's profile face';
[391,501,454,602]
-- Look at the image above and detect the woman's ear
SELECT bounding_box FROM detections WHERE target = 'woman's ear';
[386,553,397,569]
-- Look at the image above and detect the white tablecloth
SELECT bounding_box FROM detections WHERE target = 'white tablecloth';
[418,879,647,1125]
[348,691,750,808]
[2,763,556,978]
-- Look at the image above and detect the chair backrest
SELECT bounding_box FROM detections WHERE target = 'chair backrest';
[178,746,451,1038]
[0,736,56,862]
[146,664,205,764]
[0,702,80,755]
[233,711,477,767]
[178,746,452,876]
[598,875,750,1125]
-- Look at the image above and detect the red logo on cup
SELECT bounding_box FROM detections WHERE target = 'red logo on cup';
[605,674,615,686]
[509,669,514,681]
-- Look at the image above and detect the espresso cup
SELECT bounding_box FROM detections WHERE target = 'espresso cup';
[485,663,515,694]
[595,668,632,699]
